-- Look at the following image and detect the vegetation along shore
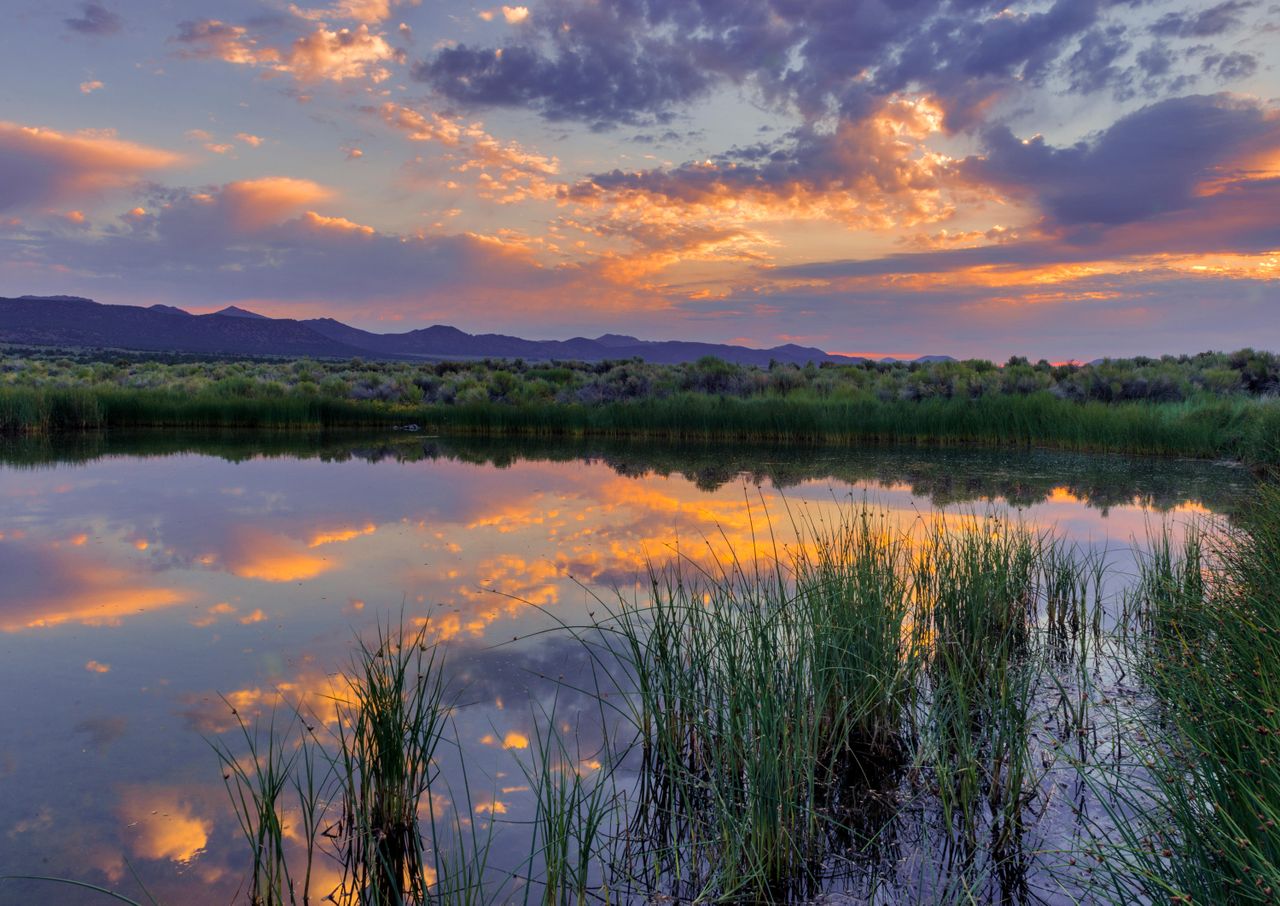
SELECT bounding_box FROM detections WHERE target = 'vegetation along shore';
[2,346,1278,466]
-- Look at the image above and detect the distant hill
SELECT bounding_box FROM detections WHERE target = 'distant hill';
[0,296,359,358]
[0,295,946,366]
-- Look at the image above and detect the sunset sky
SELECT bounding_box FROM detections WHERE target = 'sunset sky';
[1,0,1277,359]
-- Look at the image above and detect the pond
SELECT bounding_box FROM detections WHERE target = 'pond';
[0,433,1254,904]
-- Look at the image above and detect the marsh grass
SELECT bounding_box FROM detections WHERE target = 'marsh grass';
[212,703,317,906]
[516,697,621,906]
[3,379,1278,465]
[556,500,1112,902]
[328,618,450,905]
[207,617,510,906]
[1086,487,1280,905]
[198,491,1279,905]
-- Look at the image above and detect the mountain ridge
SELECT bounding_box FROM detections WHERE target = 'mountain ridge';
[1,296,955,366]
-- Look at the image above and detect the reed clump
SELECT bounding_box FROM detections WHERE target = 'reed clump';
[1096,486,1280,905]
[210,618,503,906]
[587,503,1096,902]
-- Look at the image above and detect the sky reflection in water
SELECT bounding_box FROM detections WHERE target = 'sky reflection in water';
[0,438,1250,904]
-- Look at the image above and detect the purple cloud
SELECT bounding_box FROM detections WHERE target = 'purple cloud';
[1151,1,1255,39]
[65,2,122,36]
[413,0,1126,131]
[963,93,1279,228]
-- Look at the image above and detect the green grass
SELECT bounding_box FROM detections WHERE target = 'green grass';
[328,618,452,905]
[569,502,1103,902]
[3,348,1280,464]
[1090,485,1280,905]
[196,494,1279,903]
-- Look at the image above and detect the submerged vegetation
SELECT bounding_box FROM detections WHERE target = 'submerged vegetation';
[172,485,1280,904]
[2,346,1279,464]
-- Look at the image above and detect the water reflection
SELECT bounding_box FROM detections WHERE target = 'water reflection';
[0,434,1253,904]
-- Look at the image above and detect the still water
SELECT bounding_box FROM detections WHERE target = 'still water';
[0,434,1253,904]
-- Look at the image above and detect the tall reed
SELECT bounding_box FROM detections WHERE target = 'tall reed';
[328,619,449,905]
[1093,488,1280,904]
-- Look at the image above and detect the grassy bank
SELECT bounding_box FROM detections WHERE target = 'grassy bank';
[2,384,1279,465]
[3,347,1279,464]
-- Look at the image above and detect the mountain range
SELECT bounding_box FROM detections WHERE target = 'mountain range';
[0,296,953,366]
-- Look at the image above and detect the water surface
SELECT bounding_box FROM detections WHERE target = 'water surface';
[0,434,1251,904]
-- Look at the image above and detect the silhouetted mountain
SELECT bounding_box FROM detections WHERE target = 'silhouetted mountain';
[213,305,269,319]
[302,317,873,366]
[0,296,360,357]
[0,295,938,365]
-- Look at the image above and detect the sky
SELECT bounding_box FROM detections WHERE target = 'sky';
[0,0,1277,359]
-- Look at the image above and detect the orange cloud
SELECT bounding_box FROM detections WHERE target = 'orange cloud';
[298,210,376,236]
[118,787,211,865]
[218,528,334,582]
[0,541,191,632]
[290,0,417,24]
[0,121,182,212]
[288,24,398,82]
[378,103,559,203]
[219,177,334,230]
[308,522,378,546]
[177,18,399,83]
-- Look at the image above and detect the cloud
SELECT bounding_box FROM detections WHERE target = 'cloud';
[173,19,281,67]
[218,528,334,582]
[0,538,189,632]
[413,0,1123,132]
[65,2,121,36]
[0,121,181,213]
[561,94,966,274]
[413,19,715,127]
[79,80,104,94]
[2,174,588,322]
[217,176,335,229]
[376,102,559,202]
[478,5,529,24]
[1151,1,1255,39]
[962,93,1280,229]
[174,19,400,83]
[289,0,418,25]
[1064,26,1132,96]
[288,23,399,82]
[118,787,211,865]
[1202,51,1258,82]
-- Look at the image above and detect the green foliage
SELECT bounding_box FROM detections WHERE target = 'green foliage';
[1097,486,1280,905]
[2,346,1279,464]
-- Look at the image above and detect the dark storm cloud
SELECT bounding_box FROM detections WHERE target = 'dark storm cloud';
[64,2,122,35]
[413,40,713,127]
[413,0,1127,131]
[963,94,1278,228]
[1150,0,1255,38]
